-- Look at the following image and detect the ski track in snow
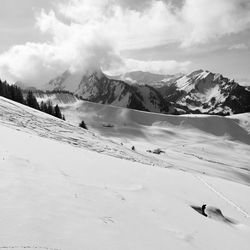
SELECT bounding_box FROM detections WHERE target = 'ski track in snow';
[184,152,231,167]
[195,175,250,218]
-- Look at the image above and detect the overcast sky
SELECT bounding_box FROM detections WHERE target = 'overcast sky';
[0,0,250,86]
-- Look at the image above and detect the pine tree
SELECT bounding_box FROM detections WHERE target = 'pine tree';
[79,120,87,129]
[16,87,24,104]
[0,80,25,104]
[40,101,48,113]
[46,100,54,115]
[0,79,68,120]
[26,91,39,110]
[54,104,62,119]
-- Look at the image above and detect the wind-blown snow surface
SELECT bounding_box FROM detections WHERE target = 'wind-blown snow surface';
[0,97,250,250]
[58,98,250,185]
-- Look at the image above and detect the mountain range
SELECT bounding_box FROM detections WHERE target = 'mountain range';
[25,68,250,116]
[44,69,170,113]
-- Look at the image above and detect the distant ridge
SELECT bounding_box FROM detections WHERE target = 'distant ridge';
[26,68,250,116]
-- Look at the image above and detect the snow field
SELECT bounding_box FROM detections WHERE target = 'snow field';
[0,96,250,249]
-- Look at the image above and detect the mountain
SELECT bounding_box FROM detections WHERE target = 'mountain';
[158,70,250,115]
[44,69,250,116]
[15,81,38,92]
[45,69,170,113]
[45,70,83,93]
[113,70,250,115]
[111,71,183,87]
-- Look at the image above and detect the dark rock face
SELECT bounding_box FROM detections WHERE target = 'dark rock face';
[223,84,250,114]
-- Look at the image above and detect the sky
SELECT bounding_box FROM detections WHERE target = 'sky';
[0,0,249,86]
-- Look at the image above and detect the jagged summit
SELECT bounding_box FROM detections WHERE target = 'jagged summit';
[43,68,170,114]
[158,69,250,115]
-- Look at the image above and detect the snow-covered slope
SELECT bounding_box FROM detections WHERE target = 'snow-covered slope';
[24,94,250,185]
[1,97,250,250]
[0,97,159,166]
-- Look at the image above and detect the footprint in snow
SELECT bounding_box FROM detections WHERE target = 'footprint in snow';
[100,216,114,224]
[164,228,195,243]
[115,193,126,201]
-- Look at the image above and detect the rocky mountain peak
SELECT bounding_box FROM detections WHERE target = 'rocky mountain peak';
[42,68,250,116]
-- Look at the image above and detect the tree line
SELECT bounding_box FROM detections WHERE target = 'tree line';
[0,79,65,120]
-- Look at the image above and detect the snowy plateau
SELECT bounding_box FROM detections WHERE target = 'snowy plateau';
[0,95,250,250]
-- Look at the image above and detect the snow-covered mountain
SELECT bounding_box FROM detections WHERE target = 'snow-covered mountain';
[45,69,170,113]
[1,96,250,249]
[44,69,250,115]
[158,70,250,115]
[113,70,250,115]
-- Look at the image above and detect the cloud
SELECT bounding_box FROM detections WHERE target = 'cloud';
[0,0,249,85]
[228,43,248,50]
[236,77,250,86]
[107,58,191,75]
[180,0,250,47]
[57,0,250,49]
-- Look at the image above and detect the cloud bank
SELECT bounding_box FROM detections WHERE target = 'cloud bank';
[229,43,249,50]
[0,0,249,85]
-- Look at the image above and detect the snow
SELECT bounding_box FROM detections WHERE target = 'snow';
[1,96,250,250]
[36,93,78,106]
[196,71,210,80]
[229,113,250,133]
[176,75,192,90]
[173,70,237,114]
[44,97,250,184]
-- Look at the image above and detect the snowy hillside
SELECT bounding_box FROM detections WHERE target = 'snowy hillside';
[1,96,250,250]
[40,96,249,183]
